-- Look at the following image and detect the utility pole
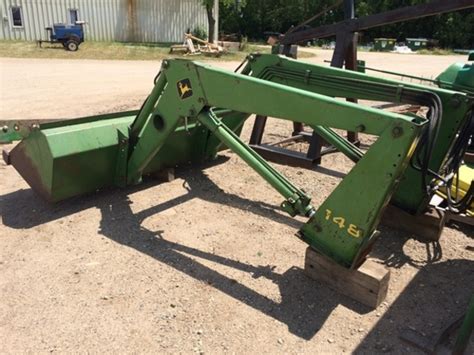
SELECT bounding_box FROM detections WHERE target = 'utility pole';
[213,0,219,43]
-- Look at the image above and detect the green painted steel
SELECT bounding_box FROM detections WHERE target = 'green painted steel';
[358,54,474,96]
[0,122,35,144]
[244,54,473,214]
[313,126,364,163]
[198,110,314,217]
[7,112,135,202]
[4,109,242,202]
[436,61,474,95]
[453,295,474,354]
[3,54,470,268]
[123,59,424,267]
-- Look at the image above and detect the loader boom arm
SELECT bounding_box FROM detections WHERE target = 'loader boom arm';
[243,54,473,215]
[127,59,425,267]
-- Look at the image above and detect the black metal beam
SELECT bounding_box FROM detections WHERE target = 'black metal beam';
[281,0,474,45]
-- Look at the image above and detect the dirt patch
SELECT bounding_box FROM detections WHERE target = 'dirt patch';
[1,53,473,353]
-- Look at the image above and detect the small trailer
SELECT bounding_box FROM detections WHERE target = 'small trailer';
[37,21,86,51]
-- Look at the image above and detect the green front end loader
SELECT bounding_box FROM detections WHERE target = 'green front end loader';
[2,54,473,269]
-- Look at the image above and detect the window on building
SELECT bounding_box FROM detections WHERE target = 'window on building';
[70,9,78,24]
[11,6,23,28]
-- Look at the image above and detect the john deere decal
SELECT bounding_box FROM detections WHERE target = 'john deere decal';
[177,79,193,99]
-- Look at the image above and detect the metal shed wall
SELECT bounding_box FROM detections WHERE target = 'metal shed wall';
[0,0,209,42]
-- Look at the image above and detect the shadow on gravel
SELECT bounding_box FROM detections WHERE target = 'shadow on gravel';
[95,192,370,340]
[0,159,474,342]
[356,224,474,353]
[355,257,474,353]
[0,160,370,339]
[4,159,471,341]
[0,157,300,230]
[370,226,445,269]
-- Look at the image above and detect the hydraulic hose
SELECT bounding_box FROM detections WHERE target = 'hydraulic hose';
[443,111,474,213]
[255,66,443,195]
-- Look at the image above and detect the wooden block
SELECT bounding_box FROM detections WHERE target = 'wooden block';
[381,204,446,241]
[304,247,390,309]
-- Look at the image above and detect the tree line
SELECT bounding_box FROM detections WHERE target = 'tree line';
[214,0,474,49]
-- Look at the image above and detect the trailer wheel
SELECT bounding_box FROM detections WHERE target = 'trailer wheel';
[66,40,79,51]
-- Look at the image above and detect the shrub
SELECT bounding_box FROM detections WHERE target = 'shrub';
[192,26,208,41]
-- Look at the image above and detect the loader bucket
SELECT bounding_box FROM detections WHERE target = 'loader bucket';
[4,111,245,202]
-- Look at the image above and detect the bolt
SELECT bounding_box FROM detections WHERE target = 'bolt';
[356,124,366,133]
[162,60,169,68]
[312,223,322,232]
[450,97,461,108]
[392,126,403,138]
[1,125,7,133]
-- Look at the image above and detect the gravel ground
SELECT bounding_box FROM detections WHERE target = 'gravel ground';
[0,49,473,354]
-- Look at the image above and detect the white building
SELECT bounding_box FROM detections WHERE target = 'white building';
[0,0,218,43]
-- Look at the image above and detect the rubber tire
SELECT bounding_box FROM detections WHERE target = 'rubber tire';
[66,40,79,51]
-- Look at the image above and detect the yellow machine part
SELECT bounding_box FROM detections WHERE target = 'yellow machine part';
[437,165,474,216]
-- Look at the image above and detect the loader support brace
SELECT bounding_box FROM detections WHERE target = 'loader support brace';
[198,109,314,217]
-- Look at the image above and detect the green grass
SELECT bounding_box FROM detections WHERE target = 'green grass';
[0,40,315,61]
[417,48,456,56]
